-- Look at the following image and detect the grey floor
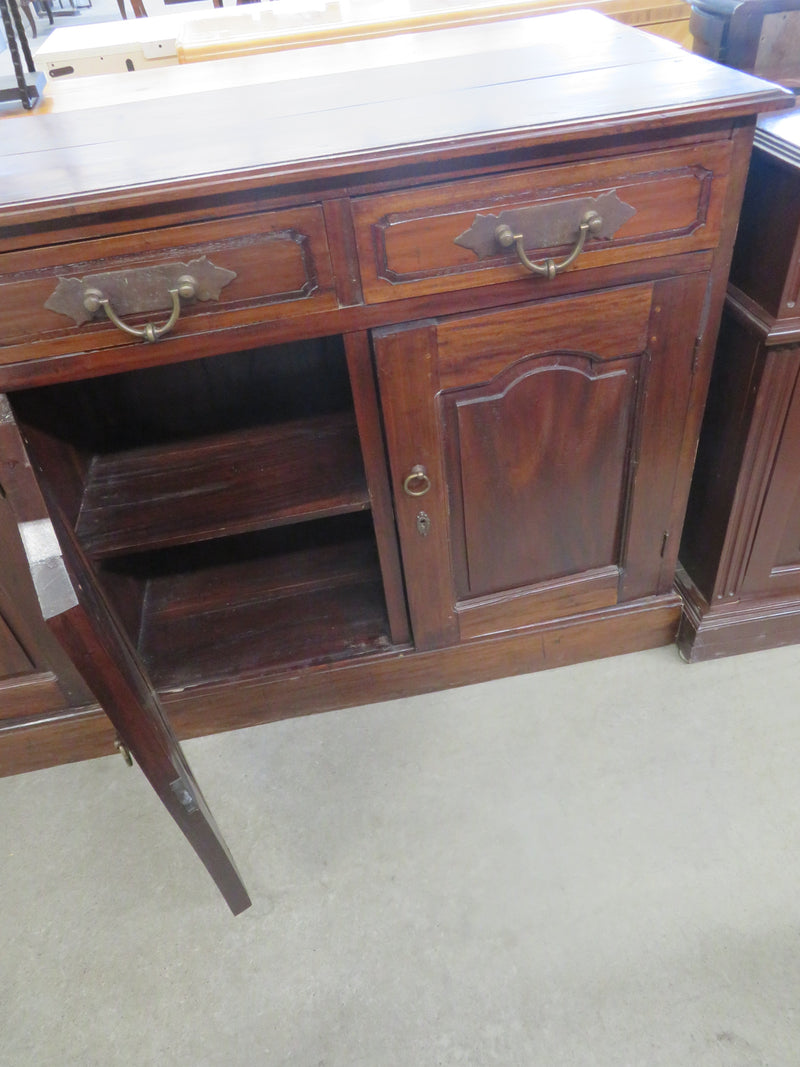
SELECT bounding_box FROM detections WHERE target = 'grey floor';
[2,642,800,1065]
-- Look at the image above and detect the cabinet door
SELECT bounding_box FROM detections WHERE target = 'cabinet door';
[0,397,250,914]
[375,277,706,649]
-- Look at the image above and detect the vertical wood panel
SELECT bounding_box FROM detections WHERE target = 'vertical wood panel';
[618,272,708,601]
[344,330,411,645]
[451,355,638,596]
[374,323,459,650]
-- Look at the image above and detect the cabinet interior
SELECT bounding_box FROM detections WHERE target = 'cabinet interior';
[10,337,399,690]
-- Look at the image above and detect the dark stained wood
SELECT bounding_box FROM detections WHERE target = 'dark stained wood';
[678,113,800,658]
[8,416,92,528]
[0,705,114,777]
[736,349,800,595]
[0,13,789,225]
[0,206,338,367]
[12,333,356,446]
[0,15,786,906]
[0,398,95,708]
[344,331,411,646]
[1,403,251,913]
[435,284,653,386]
[160,593,685,742]
[0,616,33,680]
[374,323,459,650]
[44,518,252,915]
[140,540,392,690]
[690,0,800,86]
[75,413,370,557]
[0,591,682,779]
[456,567,620,640]
[729,147,800,319]
[352,141,732,304]
[323,198,364,308]
[656,123,764,585]
[616,272,708,602]
[449,352,637,595]
[678,310,765,596]
[374,279,698,648]
[678,565,800,659]
[0,249,719,394]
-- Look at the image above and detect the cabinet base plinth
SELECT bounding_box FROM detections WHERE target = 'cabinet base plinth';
[676,569,800,661]
[0,593,682,777]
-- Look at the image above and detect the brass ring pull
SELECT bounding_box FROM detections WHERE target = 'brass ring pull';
[82,275,197,342]
[403,465,432,497]
[496,211,603,278]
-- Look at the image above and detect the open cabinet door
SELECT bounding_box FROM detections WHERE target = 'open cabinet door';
[0,397,250,915]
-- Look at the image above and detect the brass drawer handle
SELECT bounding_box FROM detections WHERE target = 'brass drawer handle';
[495,210,603,279]
[45,257,237,330]
[82,275,197,343]
[403,465,431,497]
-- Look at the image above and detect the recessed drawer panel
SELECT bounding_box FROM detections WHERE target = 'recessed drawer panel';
[353,142,732,303]
[0,205,337,365]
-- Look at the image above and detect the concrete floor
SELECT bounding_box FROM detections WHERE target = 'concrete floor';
[2,642,800,1065]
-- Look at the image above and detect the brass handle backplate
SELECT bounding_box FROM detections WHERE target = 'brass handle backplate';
[453,190,637,274]
[82,276,196,343]
[45,255,237,335]
[495,211,603,278]
[403,465,432,497]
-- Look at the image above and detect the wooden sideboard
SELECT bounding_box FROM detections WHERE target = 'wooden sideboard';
[0,12,789,907]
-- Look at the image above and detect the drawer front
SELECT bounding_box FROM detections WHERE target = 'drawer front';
[353,142,732,304]
[0,205,337,366]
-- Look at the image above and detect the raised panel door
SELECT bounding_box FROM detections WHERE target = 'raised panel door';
[375,275,708,649]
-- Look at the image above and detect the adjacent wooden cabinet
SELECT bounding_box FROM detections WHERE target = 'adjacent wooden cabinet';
[690,0,800,88]
[0,12,789,907]
[678,109,800,658]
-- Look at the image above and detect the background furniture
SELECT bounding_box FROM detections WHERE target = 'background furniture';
[0,13,788,903]
[678,110,800,658]
[690,0,800,87]
[678,0,800,658]
[34,0,692,82]
[0,0,45,107]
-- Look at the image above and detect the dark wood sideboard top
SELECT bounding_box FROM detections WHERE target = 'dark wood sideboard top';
[0,10,792,227]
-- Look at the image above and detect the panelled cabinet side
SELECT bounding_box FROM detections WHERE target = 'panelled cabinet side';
[677,107,800,660]
[0,396,104,774]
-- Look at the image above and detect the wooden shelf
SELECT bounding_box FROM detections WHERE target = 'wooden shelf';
[76,412,369,558]
[137,534,393,691]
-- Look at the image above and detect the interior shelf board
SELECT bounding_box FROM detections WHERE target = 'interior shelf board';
[144,537,380,620]
[138,539,393,690]
[76,412,370,557]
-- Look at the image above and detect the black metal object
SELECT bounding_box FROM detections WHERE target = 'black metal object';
[0,0,46,109]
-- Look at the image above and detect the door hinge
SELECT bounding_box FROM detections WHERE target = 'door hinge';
[170,776,199,814]
[114,737,133,767]
[660,530,669,557]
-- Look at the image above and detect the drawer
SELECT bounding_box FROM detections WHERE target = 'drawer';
[0,205,337,367]
[353,142,732,304]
